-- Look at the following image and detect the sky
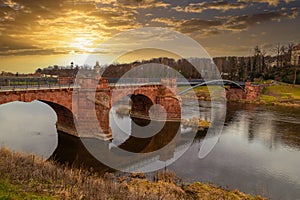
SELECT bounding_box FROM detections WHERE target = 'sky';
[0,0,299,73]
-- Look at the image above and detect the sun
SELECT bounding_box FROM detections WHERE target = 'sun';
[70,38,94,53]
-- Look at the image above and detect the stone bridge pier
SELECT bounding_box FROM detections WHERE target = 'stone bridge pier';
[72,77,112,140]
[225,82,262,101]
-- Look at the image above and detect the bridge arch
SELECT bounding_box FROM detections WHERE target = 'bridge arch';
[111,92,156,134]
[130,94,154,118]
[38,100,77,136]
[110,86,157,119]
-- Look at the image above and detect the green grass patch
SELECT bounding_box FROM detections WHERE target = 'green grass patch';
[178,85,223,94]
[263,85,300,100]
[0,179,53,200]
[178,85,226,101]
[259,95,277,104]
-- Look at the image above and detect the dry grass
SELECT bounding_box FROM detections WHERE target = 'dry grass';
[182,117,211,130]
[0,147,266,200]
[0,147,164,200]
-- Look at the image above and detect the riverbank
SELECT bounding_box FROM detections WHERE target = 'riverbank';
[258,83,300,107]
[0,147,265,200]
[179,82,300,108]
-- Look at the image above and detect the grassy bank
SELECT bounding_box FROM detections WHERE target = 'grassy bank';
[178,86,225,101]
[178,83,300,107]
[0,147,265,200]
[259,83,300,106]
[0,179,52,199]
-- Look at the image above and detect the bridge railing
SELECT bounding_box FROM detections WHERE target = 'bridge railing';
[0,84,79,91]
[107,78,161,86]
[107,78,221,86]
[0,77,78,91]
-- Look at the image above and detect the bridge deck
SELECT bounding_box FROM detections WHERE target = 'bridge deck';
[0,78,245,92]
[0,85,78,92]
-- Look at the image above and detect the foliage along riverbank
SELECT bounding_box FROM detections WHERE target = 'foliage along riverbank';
[0,147,265,200]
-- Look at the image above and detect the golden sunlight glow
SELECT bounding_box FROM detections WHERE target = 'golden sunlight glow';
[70,38,95,53]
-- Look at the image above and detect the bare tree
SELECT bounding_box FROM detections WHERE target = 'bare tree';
[288,43,294,55]
[287,43,295,64]
[280,45,288,67]
[260,48,268,74]
[293,66,298,86]
[273,43,281,67]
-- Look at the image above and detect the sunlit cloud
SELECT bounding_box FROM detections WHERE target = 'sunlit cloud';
[0,0,143,56]
[0,0,299,72]
[113,0,169,9]
[238,0,296,7]
[173,1,247,13]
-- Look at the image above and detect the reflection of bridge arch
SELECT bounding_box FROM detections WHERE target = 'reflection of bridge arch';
[0,88,76,136]
[178,79,246,95]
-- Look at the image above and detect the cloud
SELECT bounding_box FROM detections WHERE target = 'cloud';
[152,17,223,38]
[113,0,169,9]
[0,36,36,51]
[238,0,296,7]
[178,19,223,34]
[152,9,298,38]
[2,0,24,11]
[222,10,298,32]
[0,0,298,57]
[0,49,67,56]
[0,35,69,56]
[0,0,144,55]
[173,1,247,13]
[152,17,181,27]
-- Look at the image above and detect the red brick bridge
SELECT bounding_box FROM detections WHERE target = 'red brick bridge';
[0,77,260,140]
[0,77,181,140]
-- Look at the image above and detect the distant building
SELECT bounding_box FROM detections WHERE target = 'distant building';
[291,44,300,66]
[94,61,101,74]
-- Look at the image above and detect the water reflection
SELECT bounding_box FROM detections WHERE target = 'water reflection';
[0,101,57,159]
[50,131,112,174]
[0,100,299,199]
[170,102,300,200]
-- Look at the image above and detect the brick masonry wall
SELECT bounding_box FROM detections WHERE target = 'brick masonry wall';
[226,88,246,101]
[245,82,262,101]
[225,82,262,101]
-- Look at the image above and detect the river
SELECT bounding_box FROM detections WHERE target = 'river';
[0,100,299,199]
